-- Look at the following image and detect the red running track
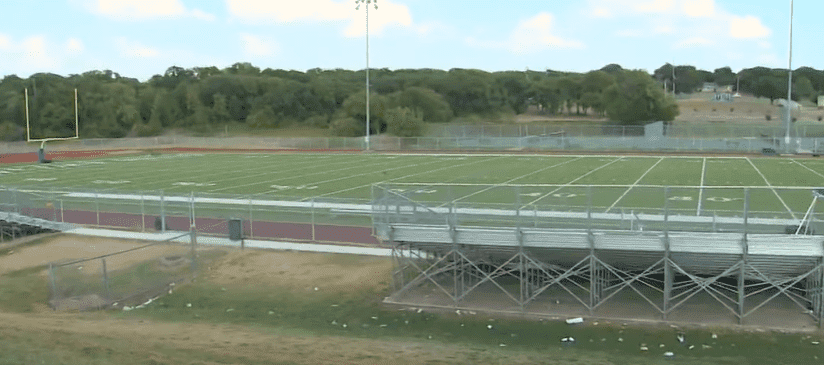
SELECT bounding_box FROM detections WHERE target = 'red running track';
[18,207,380,246]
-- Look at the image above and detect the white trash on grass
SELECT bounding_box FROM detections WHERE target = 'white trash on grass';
[565,317,584,324]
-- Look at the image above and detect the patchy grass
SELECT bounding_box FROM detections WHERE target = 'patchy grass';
[0,267,48,313]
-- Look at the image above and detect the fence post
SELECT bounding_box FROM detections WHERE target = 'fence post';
[60,199,64,223]
[102,258,110,300]
[311,198,316,241]
[48,263,56,300]
[95,190,100,226]
[140,193,145,232]
[248,197,254,238]
[13,188,19,214]
[189,192,195,228]
[160,190,166,232]
[190,226,197,279]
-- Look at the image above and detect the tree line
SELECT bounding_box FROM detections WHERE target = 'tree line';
[0,62,821,141]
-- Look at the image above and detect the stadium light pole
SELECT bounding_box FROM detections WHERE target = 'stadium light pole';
[356,0,377,151]
[785,0,794,152]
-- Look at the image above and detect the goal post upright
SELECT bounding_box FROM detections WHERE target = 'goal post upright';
[25,88,80,143]
[25,87,80,163]
[24,88,31,141]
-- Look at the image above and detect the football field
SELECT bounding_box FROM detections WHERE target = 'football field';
[3,151,824,220]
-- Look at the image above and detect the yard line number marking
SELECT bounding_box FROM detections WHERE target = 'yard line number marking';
[605,157,664,213]
[308,156,506,200]
[445,156,584,207]
[522,158,624,208]
[745,157,797,220]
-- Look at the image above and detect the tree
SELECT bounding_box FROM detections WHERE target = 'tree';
[753,76,784,104]
[341,91,388,134]
[794,76,815,101]
[392,87,452,123]
[247,106,277,128]
[330,117,363,137]
[385,107,424,137]
[713,67,736,86]
[603,70,679,124]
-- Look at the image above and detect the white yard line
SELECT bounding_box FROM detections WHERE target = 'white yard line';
[208,156,426,193]
[697,157,707,216]
[257,157,465,196]
[791,159,824,180]
[307,156,506,200]
[745,157,797,220]
[604,157,664,213]
[381,182,820,189]
[522,157,623,207]
[137,154,326,190]
[441,157,584,207]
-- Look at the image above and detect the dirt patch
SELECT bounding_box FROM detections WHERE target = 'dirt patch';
[206,249,391,293]
[0,234,189,276]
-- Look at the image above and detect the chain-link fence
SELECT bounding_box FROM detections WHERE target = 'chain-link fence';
[428,122,824,139]
[372,183,824,235]
[0,186,377,246]
[47,230,207,311]
[3,131,824,155]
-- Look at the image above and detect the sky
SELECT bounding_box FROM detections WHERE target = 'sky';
[0,0,821,81]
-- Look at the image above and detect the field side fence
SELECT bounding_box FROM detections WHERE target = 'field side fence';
[372,184,824,235]
[429,123,824,139]
[3,134,824,155]
[0,186,378,246]
[47,230,203,311]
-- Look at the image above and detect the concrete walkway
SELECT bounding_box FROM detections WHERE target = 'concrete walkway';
[66,227,392,257]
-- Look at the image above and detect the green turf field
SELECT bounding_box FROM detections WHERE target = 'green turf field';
[3,152,824,220]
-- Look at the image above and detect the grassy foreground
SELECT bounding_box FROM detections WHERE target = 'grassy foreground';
[0,242,822,364]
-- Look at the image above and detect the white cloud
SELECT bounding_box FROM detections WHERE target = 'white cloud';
[509,13,585,54]
[191,8,217,21]
[683,0,715,17]
[730,15,771,39]
[673,36,714,49]
[591,6,612,18]
[227,0,413,37]
[66,38,84,54]
[633,0,675,14]
[91,0,185,19]
[343,1,412,37]
[616,29,644,38]
[83,0,215,21]
[117,38,159,58]
[22,36,57,70]
[0,33,11,51]
[240,33,278,57]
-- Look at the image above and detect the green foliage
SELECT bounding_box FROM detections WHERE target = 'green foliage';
[342,91,388,134]
[603,70,679,124]
[330,117,363,137]
[385,107,425,137]
[391,86,452,123]
[2,63,822,140]
[247,106,277,128]
[0,121,24,141]
[304,114,329,129]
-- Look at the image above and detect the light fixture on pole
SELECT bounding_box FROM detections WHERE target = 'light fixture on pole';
[356,0,377,151]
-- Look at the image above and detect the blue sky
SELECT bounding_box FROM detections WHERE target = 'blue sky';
[0,0,820,81]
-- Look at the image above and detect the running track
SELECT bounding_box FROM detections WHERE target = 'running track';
[17,207,380,246]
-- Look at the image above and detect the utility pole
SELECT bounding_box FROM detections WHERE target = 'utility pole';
[356,0,377,151]
[785,0,794,152]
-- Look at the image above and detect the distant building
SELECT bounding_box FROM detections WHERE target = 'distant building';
[777,99,802,110]
[713,93,733,102]
[701,82,719,92]
[818,95,824,108]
